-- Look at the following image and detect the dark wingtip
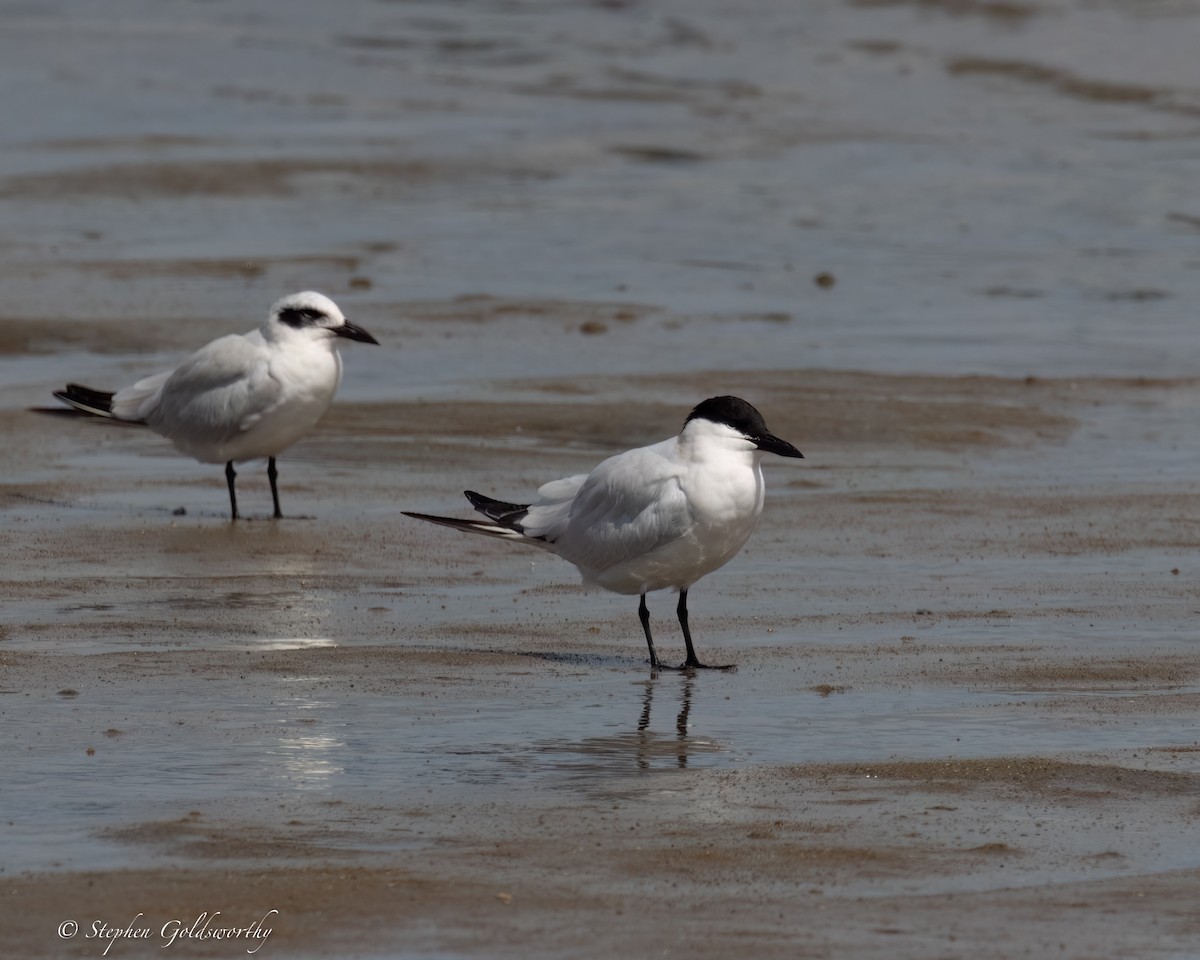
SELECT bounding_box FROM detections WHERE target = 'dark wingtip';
[463,490,530,528]
[49,383,116,418]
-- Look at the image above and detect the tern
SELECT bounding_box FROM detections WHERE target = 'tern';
[47,290,379,520]
[404,396,803,670]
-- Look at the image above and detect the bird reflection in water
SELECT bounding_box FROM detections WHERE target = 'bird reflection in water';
[635,676,699,770]
[534,675,719,782]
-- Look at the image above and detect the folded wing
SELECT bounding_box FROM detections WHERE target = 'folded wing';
[139,333,281,450]
[531,440,691,576]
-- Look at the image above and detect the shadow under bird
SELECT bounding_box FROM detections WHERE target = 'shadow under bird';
[45,291,379,520]
[404,396,803,670]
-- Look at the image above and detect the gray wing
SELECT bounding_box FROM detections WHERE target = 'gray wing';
[529,439,691,574]
[138,332,281,446]
[108,370,171,421]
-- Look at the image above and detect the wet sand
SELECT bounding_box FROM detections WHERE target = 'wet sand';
[7,369,1200,958]
[4,0,1200,957]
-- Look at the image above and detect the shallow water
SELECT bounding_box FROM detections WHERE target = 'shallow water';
[7,641,1200,875]
[2,0,1200,386]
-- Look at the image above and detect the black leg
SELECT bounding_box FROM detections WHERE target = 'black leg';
[225,460,239,521]
[268,456,283,519]
[638,594,663,670]
[678,589,735,670]
[678,589,698,665]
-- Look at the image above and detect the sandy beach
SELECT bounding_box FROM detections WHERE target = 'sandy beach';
[3,1,1200,957]
[7,369,1200,958]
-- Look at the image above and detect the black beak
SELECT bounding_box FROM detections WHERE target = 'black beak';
[335,320,379,345]
[754,433,804,459]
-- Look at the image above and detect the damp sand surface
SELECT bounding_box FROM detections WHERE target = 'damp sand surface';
[7,370,1200,959]
[5,0,1200,957]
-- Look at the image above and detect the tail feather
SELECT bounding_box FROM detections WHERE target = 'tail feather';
[52,383,117,418]
[402,511,529,542]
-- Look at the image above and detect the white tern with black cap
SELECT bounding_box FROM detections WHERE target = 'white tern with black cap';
[404,396,804,670]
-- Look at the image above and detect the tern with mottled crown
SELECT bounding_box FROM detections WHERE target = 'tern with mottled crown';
[46,291,379,520]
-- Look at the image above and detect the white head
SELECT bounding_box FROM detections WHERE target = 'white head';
[263,291,379,347]
[680,396,804,460]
